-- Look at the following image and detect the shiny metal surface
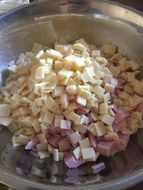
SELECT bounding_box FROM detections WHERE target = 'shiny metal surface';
[0,0,143,190]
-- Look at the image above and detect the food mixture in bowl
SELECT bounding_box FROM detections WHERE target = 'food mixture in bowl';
[0,39,143,173]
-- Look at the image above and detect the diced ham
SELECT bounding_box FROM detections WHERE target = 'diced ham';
[75,107,89,115]
[91,162,105,174]
[113,119,127,132]
[64,154,85,168]
[60,129,74,137]
[96,141,115,156]
[47,134,61,148]
[114,107,129,124]
[68,94,76,103]
[117,77,125,88]
[136,101,143,112]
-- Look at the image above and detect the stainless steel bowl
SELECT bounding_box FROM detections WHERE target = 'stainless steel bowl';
[0,0,143,190]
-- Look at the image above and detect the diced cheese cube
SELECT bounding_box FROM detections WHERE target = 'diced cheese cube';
[45,96,57,110]
[80,69,94,84]
[54,60,63,71]
[36,50,44,59]
[60,120,71,129]
[66,85,77,94]
[99,103,108,114]
[93,122,106,136]
[0,117,12,126]
[101,114,114,126]
[32,120,41,133]
[105,83,115,93]
[38,134,47,144]
[46,49,63,59]
[19,107,31,116]
[104,132,119,141]
[66,78,76,85]
[77,88,91,99]
[74,57,86,69]
[92,50,101,57]
[48,144,54,155]
[53,149,60,161]
[79,138,91,148]
[38,151,50,159]
[43,111,54,124]
[74,124,87,134]
[81,147,96,160]
[79,114,89,125]
[58,69,73,79]
[104,92,111,102]
[73,146,81,159]
[68,131,82,145]
[60,94,69,109]
[77,96,87,106]
[55,115,63,127]
[66,111,81,125]
[53,86,64,97]
[68,103,77,110]
[46,58,53,65]
[0,104,11,117]
[93,85,105,97]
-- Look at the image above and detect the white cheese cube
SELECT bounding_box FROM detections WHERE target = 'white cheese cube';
[66,111,81,125]
[79,138,91,148]
[45,96,57,110]
[104,92,111,102]
[38,151,50,159]
[105,83,115,93]
[53,149,60,161]
[0,104,11,117]
[38,134,47,144]
[53,86,64,97]
[101,114,114,126]
[79,114,89,125]
[68,131,82,144]
[55,115,63,127]
[99,103,108,114]
[58,69,73,79]
[43,111,54,124]
[46,49,63,59]
[60,94,68,109]
[73,146,81,159]
[81,147,96,160]
[92,50,101,57]
[66,85,77,94]
[0,117,12,126]
[93,85,105,97]
[54,60,63,71]
[77,96,87,106]
[60,120,71,129]
[74,124,87,134]
[80,69,94,84]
